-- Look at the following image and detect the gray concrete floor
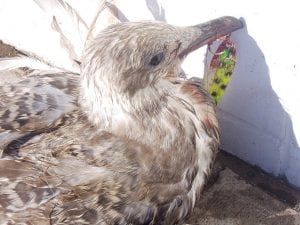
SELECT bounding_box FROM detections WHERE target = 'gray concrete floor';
[1,41,300,225]
[189,152,300,225]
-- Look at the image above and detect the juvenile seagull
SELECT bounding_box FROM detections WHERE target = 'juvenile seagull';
[0,17,242,224]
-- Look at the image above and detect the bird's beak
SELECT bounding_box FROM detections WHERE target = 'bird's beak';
[178,16,243,58]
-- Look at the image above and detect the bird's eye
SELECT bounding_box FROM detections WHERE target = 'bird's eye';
[149,52,165,66]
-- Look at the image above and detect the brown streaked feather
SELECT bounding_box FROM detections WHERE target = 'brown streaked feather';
[180,80,219,141]
[0,71,79,152]
[0,116,187,224]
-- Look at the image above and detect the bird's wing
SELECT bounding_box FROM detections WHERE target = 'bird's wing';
[0,125,158,224]
[0,158,63,225]
[0,65,79,152]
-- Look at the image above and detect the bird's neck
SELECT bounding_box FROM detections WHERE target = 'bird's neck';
[79,77,189,150]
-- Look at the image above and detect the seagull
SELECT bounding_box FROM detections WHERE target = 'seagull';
[0,17,242,224]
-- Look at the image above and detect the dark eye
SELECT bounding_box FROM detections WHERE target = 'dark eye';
[149,52,165,66]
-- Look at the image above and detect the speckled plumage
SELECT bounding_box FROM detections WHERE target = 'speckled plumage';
[0,17,242,224]
[0,71,79,152]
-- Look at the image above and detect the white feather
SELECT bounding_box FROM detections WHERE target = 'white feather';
[0,56,66,72]
[0,0,122,72]
[0,0,72,71]
[33,0,89,62]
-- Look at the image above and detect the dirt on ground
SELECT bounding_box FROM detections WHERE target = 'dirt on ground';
[0,41,18,57]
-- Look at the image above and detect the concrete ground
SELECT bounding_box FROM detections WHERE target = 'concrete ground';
[1,41,300,225]
[189,151,300,225]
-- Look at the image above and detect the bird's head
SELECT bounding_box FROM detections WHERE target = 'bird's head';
[80,17,242,129]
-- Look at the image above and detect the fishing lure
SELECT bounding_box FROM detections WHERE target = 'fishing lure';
[204,36,237,104]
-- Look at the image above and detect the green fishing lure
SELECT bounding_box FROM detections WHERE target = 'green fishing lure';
[204,37,237,104]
